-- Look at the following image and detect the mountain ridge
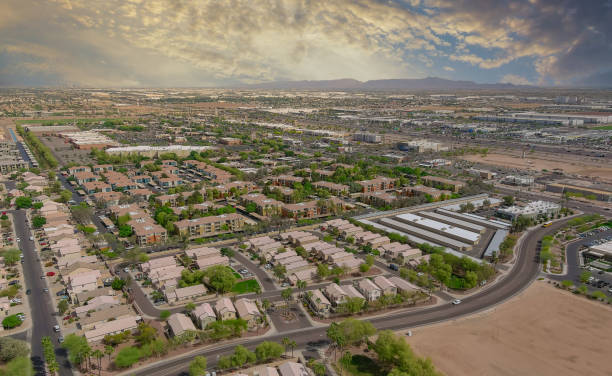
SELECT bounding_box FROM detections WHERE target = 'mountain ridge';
[235,77,532,90]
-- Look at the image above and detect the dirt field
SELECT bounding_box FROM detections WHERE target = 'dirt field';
[406,281,612,376]
[460,152,612,182]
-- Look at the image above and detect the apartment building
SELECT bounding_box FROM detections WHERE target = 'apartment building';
[272,174,304,188]
[356,177,396,193]
[241,193,283,217]
[175,213,245,239]
[422,176,465,193]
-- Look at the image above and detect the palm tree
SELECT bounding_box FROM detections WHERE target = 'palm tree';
[104,345,114,365]
[92,349,104,376]
[282,337,290,356]
[296,280,307,297]
[288,339,297,357]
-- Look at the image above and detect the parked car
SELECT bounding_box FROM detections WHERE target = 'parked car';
[452,299,462,305]
[53,325,60,332]
[46,271,55,277]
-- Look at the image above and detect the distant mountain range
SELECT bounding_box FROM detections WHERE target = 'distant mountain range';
[235,77,532,90]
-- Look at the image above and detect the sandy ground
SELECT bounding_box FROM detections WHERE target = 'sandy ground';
[460,152,612,182]
[405,281,612,376]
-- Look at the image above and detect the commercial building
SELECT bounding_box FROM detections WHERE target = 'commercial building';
[59,131,118,149]
[353,132,382,143]
[106,145,217,158]
[496,201,560,220]
[398,140,448,153]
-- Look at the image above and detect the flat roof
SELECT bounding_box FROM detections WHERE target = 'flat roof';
[419,211,486,233]
[379,217,472,250]
[396,213,480,243]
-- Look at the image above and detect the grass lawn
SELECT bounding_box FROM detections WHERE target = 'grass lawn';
[231,279,260,294]
[338,355,382,376]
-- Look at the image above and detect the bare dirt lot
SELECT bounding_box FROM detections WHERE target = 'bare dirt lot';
[460,152,612,183]
[405,281,612,376]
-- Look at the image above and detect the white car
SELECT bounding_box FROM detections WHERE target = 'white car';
[452,299,462,305]
[29,236,33,241]
[53,325,60,332]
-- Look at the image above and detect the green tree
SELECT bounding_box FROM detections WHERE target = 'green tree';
[185,302,196,312]
[160,310,171,320]
[337,297,365,314]
[57,299,69,315]
[373,330,441,376]
[0,248,21,266]
[2,315,22,329]
[317,264,330,279]
[579,270,591,284]
[503,195,515,206]
[135,322,157,345]
[254,341,284,362]
[206,265,237,293]
[32,216,47,228]
[365,254,375,266]
[104,345,114,363]
[273,264,287,282]
[15,196,32,209]
[111,278,126,290]
[189,356,207,376]
[231,345,256,367]
[62,334,91,370]
[327,319,376,357]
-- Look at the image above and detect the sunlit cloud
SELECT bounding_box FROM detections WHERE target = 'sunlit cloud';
[0,0,609,87]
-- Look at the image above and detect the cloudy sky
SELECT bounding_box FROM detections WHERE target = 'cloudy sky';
[1,0,610,87]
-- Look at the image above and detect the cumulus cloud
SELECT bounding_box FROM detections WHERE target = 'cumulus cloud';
[0,0,609,86]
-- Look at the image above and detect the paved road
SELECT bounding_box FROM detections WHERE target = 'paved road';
[232,251,277,291]
[127,219,569,376]
[57,174,108,234]
[549,229,612,297]
[12,210,73,376]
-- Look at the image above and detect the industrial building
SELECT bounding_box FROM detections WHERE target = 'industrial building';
[353,195,510,257]
[502,175,534,186]
[545,180,612,202]
[398,140,448,153]
[353,132,382,143]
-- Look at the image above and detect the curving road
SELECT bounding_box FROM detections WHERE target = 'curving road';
[126,218,568,376]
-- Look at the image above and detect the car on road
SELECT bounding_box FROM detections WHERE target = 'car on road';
[40,275,46,279]
[53,325,60,332]
[26,289,31,295]
[58,336,64,343]
[16,237,20,242]
[29,236,33,241]
[452,299,462,305]
[43,288,49,292]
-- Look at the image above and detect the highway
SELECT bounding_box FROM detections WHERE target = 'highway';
[12,210,73,376]
[127,218,568,376]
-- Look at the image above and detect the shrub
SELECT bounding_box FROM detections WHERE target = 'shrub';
[115,346,142,368]
[2,315,22,329]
